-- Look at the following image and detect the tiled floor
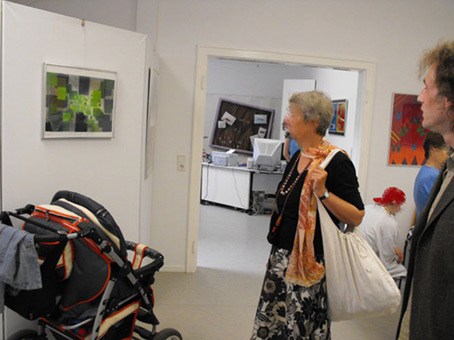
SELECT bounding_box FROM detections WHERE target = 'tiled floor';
[151,204,401,340]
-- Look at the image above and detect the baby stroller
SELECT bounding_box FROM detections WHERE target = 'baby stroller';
[1,190,182,340]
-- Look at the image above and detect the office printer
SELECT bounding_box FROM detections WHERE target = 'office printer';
[212,151,238,166]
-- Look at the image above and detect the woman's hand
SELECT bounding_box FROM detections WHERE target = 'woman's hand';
[311,166,364,226]
[311,166,328,198]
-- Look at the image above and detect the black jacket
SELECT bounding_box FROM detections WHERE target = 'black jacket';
[397,164,454,339]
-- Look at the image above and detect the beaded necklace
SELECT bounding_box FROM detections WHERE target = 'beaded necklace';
[268,155,312,236]
[279,154,311,196]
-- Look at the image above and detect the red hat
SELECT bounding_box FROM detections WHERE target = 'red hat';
[373,187,406,206]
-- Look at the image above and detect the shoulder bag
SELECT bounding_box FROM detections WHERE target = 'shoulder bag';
[318,149,401,321]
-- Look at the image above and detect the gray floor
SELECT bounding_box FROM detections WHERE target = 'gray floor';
[151,204,401,340]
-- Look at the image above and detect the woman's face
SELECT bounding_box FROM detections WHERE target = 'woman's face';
[284,103,318,144]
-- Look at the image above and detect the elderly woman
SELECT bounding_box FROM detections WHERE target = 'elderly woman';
[251,91,364,340]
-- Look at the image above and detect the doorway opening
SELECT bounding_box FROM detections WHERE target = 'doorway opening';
[187,47,376,272]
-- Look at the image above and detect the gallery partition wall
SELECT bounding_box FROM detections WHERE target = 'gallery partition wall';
[1,2,150,336]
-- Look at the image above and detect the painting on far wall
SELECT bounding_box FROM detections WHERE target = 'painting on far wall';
[388,93,428,166]
[43,64,116,139]
[329,99,347,135]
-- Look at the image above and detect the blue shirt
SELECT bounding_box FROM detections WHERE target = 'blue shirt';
[289,138,299,158]
[414,165,440,219]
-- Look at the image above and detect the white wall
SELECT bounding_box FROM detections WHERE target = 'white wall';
[136,0,159,56]
[310,67,360,165]
[10,0,162,253]
[2,1,147,241]
[1,2,148,335]
[10,0,138,31]
[137,0,454,267]
[7,0,454,270]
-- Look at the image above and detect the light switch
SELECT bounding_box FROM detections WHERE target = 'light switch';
[177,155,185,172]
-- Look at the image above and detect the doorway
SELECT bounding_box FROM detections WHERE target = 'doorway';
[187,47,376,272]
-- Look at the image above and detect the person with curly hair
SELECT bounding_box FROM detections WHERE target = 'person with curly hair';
[397,40,454,340]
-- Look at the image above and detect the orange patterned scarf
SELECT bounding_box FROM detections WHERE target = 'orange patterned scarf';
[285,139,338,287]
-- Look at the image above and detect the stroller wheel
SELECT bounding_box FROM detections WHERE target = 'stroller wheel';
[7,330,40,340]
[151,328,182,340]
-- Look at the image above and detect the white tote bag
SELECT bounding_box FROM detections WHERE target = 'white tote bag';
[318,150,401,321]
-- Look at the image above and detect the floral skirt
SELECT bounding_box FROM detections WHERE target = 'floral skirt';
[251,247,330,340]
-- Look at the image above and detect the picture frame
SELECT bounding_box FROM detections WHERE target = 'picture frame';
[329,99,347,135]
[388,93,427,166]
[145,67,159,179]
[43,63,117,139]
[209,99,275,154]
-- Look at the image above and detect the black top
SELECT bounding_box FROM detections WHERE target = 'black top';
[269,150,364,256]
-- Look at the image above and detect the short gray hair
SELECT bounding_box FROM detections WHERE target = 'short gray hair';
[289,90,334,136]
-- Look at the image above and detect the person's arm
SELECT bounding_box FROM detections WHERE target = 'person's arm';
[374,216,401,266]
[283,138,290,162]
[311,166,364,226]
[395,247,404,264]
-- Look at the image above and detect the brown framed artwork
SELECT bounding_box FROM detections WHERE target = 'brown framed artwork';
[209,99,275,154]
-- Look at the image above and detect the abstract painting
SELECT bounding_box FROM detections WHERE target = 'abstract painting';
[388,93,428,165]
[329,99,347,135]
[43,64,116,138]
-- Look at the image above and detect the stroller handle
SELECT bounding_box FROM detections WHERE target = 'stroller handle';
[34,229,96,243]
[125,241,164,276]
[16,204,35,215]
[125,241,162,259]
[34,233,67,243]
[0,206,98,244]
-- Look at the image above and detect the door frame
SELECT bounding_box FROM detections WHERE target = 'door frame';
[186,46,376,272]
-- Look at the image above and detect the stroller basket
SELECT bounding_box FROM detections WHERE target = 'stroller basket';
[1,190,182,340]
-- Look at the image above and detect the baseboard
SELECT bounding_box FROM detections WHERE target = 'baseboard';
[160,264,186,272]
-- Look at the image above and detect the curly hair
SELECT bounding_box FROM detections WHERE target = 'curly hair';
[419,40,454,111]
[288,90,334,136]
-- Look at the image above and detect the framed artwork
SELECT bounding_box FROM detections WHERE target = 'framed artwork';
[388,93,428,166]
[145,68,159,179]
[43,64,116,139]
[210,99,274,154]
[329,99,347,135]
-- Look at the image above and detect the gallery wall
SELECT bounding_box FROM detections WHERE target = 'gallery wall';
[11,0,138,31]
[137,0,454,269]
[1,2,148,335]
[7,0,454,272]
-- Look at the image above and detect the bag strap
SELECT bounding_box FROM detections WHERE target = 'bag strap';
[317,148,359,233]
[319,149,342,170]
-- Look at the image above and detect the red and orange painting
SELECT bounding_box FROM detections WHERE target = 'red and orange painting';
[329,100,347,135]
[388,93,428,166]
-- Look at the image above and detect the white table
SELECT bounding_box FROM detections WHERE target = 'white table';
[200,162,283,212]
